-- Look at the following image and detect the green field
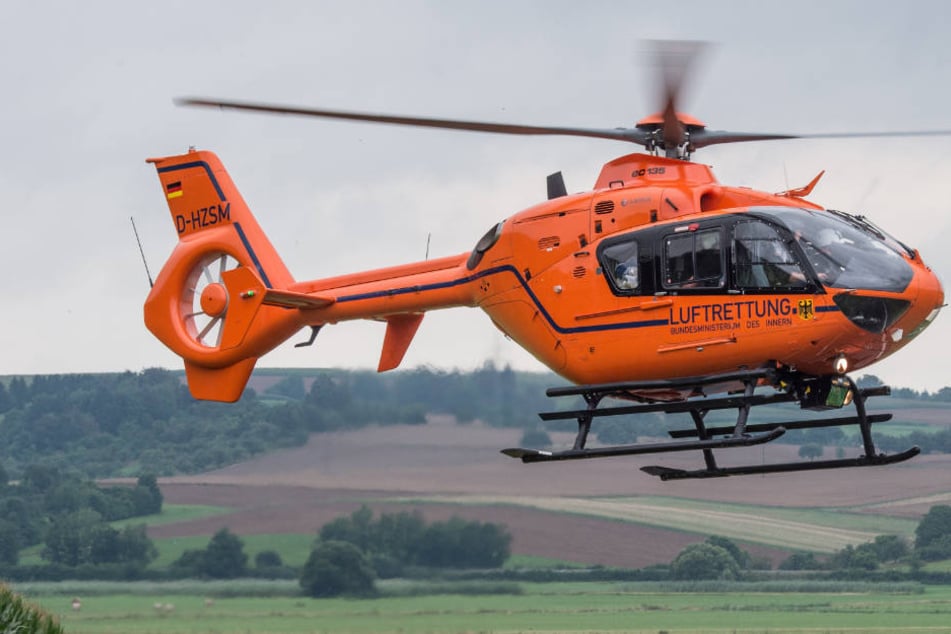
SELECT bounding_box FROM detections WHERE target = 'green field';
[114,505,232,530]
[20,581,951,633]
[151,533,316,568]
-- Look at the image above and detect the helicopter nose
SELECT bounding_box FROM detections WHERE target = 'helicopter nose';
[908,266,944,340]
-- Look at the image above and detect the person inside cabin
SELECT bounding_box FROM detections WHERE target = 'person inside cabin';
[615,260,639,290]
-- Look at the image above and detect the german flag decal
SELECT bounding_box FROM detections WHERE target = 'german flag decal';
[166,181,183,199]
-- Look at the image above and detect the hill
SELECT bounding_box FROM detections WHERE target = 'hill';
[152,415,951,567]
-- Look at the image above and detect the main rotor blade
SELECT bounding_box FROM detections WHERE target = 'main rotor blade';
[177,97,650,146]
[692,128,951,149]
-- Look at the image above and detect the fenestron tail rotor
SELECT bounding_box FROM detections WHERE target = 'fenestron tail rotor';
[182,252,240,349]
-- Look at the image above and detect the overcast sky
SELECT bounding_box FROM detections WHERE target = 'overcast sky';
[2,0,950,391]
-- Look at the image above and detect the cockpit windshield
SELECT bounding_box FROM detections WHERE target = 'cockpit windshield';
[751,208,914,293]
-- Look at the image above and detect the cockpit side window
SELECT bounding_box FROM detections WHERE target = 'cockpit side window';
[663,229,723,290]
[733,220,809,290]
[602,240,640,293]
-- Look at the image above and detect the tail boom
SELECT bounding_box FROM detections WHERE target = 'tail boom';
[145,148,479,402]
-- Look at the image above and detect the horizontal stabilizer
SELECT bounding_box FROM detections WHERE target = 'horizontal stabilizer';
[263,289,335,309]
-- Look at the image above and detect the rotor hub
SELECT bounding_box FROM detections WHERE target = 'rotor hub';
[200,282,229,317]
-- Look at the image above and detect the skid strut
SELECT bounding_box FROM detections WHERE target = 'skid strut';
[501,369,919,478]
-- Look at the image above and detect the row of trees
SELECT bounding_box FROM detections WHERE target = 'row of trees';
[0,366,557,479]
[1,368,950,480]
[163,509,511,598]
[668,505,951,580]
[301,506,512,597]
[171,528,289,579]
[0,464,161,568]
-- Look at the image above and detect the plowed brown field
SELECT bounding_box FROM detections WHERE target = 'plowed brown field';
[155,417,951,567]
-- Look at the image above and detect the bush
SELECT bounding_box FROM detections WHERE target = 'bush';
[670,543,739,580]
[706,536,750,569]
[300,540,375,598]
[779,552,820,571]
[254,550,283,569]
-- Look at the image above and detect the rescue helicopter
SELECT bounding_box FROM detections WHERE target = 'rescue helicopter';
[144,43,945,479]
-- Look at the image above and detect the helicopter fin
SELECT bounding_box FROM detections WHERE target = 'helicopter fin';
[777,170,825,198]
[144,149,307,402]
[145,148,295,289]
[378,313,425,372]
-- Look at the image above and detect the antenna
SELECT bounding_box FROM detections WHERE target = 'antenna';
[425,233,431,260]
[130,216,154,288]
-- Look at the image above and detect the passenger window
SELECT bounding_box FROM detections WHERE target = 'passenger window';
[663,229,723,289]
[602,240,639,292]
[733,221,809,290]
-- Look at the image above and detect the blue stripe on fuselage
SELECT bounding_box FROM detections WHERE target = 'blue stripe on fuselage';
[335,264,668,335]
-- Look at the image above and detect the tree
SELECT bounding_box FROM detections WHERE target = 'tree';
[254,550,283,569]
[202,528,248,578]
[42,509,102,567]
[116,524,158,566]
[855,375,883,388]
[871,535,908,563]
[0,382,12,414]
[300,540,375,598]
[131,475,163,516]
[0,519,20,566]
[779,552,820,570]
[319,505,374,552]
[416,517,511,568]
[171,549,206,576]
[22,465,61,494]
[88,524,122,564]
[829,544,879,570]
[670,543,739,580]
[706,536,750,569]
[371,510,425,563]
[265,375,307,400]
[798,444,824,460]
[915,505,951,551]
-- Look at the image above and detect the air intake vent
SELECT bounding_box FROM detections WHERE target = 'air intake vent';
[538,236,560,251]
[594,200,615,215]
[572,266,587,278]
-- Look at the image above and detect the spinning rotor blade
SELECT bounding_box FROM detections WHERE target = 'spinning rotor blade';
[652,40,707,153]
[177,39,951,160]
[177,97,650,146]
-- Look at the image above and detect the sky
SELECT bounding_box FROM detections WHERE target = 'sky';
[2,0,950,391]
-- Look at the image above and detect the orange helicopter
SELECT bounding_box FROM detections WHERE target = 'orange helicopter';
[144,45,945,479]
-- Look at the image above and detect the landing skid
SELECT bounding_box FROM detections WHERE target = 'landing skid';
[501,369,919,479]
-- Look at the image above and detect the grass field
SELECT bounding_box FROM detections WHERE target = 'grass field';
[151,533,316,568]
[398,494,919,552]
[114,505,232,529]
[21,581,951,633]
